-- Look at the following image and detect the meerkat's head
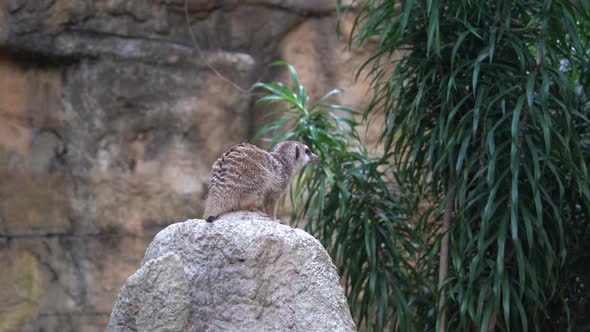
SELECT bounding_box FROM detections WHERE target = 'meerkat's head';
[272,141,319,172]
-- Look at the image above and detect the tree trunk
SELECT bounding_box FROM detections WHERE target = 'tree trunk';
[438,178,455,332]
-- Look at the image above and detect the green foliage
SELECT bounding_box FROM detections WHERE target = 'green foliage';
[252,62,436,331]
[345,0,590,331]
[252,1,590,330]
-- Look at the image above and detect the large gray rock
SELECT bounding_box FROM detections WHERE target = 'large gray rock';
[107,212,356,332]
[108,253,191,332]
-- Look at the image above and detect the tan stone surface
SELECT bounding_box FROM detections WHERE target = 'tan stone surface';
[0,236,152,332]
[0,52,32,157]
[279,12,388,149]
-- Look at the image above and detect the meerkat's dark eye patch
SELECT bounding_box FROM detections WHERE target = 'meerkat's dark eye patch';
[305,148,311,155]
[295,146,300,159]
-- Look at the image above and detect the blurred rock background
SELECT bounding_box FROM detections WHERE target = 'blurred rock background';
[0,1,373,331]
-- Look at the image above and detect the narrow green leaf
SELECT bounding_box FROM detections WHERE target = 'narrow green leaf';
[526,70,536,107]
[489,28,496,63]
[452,31,470,68]
[456,135,471,173]
[502,272,510,328]
[511,96,526,138]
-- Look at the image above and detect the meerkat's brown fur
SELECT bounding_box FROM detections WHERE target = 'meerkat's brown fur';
[203,141,318,222]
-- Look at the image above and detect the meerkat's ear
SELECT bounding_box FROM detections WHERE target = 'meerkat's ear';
[295,146,300,160]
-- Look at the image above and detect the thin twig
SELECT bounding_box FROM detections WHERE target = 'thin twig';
[183,0,248,93]
[438,174,455,332]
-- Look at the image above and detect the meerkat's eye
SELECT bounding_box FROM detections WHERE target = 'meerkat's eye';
[305,148,311,155]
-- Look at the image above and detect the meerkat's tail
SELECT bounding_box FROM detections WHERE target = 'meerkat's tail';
[203,200,222,223]
[203,195,217,222]
[203,194,234,223]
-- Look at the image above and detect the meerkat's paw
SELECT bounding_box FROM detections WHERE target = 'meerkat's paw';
[255,210,270,218]
[242,208,270,219]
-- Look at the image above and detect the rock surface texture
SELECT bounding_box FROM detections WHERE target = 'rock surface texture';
[107,212,356,332]
[0,1,373,330]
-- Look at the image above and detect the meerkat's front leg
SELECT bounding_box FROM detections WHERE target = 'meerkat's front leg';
[263,194,282,222]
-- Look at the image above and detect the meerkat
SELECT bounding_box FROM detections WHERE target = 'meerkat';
[203,141,319,222]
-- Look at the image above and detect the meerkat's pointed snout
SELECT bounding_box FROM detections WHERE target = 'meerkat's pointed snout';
[309,153,319,164]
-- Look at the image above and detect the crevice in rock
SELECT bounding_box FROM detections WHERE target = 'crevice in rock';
[37,311,111,317]
[168,1,339,18]
[7,29,256,68]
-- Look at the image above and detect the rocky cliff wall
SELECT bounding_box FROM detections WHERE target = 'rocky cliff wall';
[0,1,372,331]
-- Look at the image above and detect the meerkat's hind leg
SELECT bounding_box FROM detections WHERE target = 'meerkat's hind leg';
[240,194,269,218]
[263,194,284,223]
[255,209,270,218]
[243,203,268,217]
